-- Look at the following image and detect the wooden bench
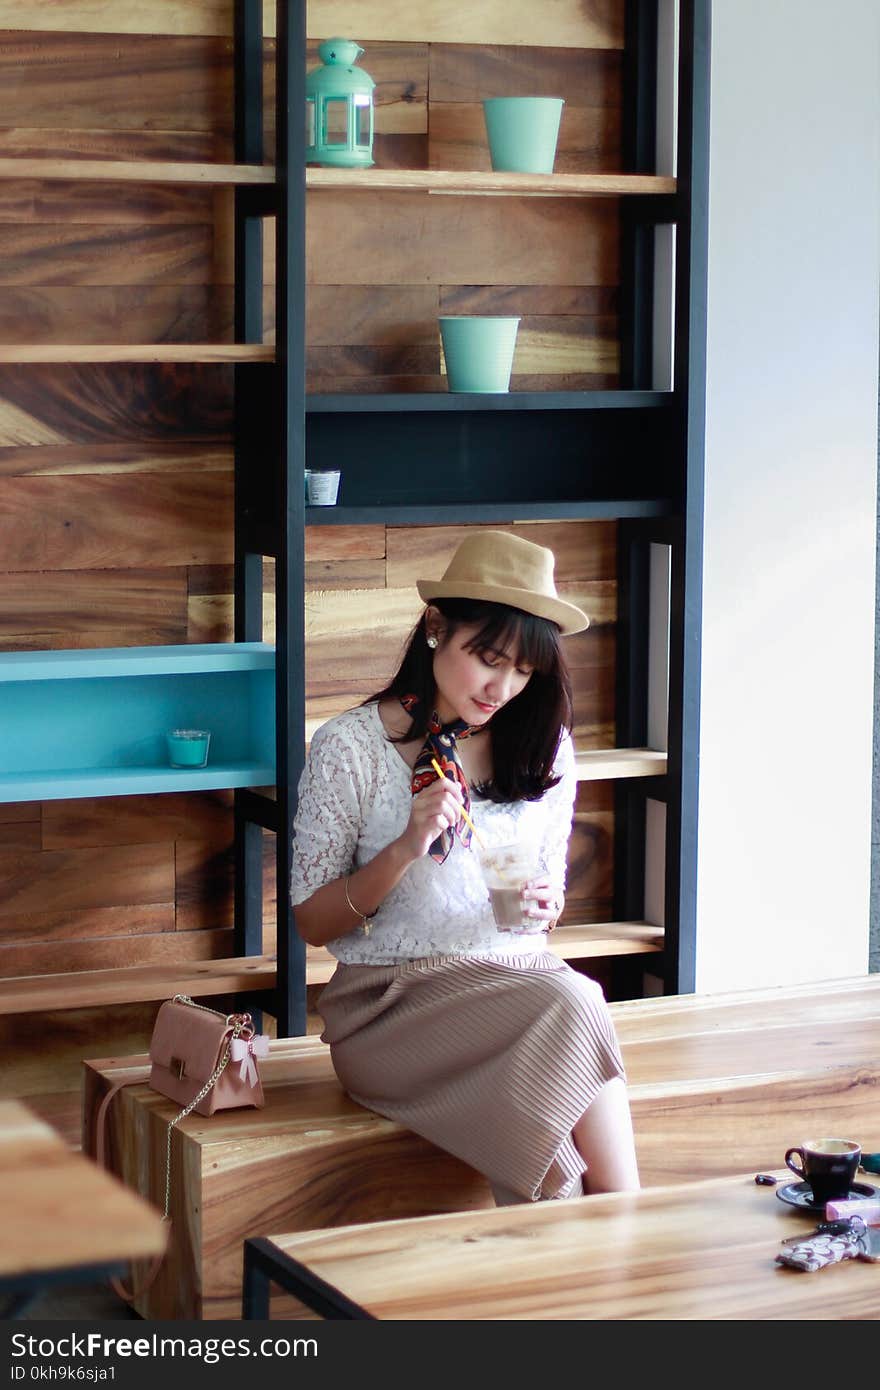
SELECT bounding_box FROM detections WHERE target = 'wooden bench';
[82,974,880,1319]
[243,1169,880,1321]
[83,1040,493,1320]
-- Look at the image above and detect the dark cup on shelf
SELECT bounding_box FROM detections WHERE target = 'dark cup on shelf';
[784,1138,861,1205]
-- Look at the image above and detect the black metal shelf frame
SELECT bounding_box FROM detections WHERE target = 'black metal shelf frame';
[232,0,271,1009]
[231,0,308,1033]
[609,1,710,997]
[304,500,675,525]
[231,1,710,1030]
[306,390,672,412]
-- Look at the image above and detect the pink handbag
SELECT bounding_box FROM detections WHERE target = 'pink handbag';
[149,995,268,1116]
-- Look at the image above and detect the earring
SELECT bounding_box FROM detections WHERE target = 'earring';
[426,635,439,649]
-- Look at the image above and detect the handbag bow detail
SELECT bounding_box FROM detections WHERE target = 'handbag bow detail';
[229,1033,270,1087]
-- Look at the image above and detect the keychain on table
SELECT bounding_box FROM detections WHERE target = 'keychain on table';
[775,1216,880,1272]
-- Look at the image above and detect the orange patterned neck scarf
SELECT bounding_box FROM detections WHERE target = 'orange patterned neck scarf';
[401,696,477,863]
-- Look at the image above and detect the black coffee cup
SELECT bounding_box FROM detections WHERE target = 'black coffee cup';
[784,1138,861,1205]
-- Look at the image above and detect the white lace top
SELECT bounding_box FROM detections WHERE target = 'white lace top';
[289,702,577,964]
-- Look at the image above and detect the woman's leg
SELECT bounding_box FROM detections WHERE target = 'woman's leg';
[572,1077,641,1194]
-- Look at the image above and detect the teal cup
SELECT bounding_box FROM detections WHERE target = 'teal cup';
[438,316,521,393]
[166,729,211,768]
[482,97,565,175]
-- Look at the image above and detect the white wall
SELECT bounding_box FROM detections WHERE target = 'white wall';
[695,0,880,989]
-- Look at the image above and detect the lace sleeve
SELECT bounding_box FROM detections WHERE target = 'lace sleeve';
[289,718,371,906]
[537,730,578,889]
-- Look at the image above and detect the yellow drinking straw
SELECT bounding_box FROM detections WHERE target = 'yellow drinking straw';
[430,756,486,849]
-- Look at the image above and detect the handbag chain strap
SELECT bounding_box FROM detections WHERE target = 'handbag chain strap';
[172,992,254,1030]
[161,1010,251,1220]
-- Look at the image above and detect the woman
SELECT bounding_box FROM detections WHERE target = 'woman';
[290,530,640,1202]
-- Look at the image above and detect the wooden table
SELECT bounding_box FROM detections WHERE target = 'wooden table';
[0,1099,167,1318]
[243,1170,880,1320]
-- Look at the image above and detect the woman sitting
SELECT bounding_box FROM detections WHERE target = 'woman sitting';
[290,530,640,1203]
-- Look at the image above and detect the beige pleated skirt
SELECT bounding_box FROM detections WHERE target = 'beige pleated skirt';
[317,951,625,1202]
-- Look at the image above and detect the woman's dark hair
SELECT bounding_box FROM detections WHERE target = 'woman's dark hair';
[367,598,574,803]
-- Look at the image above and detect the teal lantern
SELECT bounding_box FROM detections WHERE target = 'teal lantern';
[306,39,375,168]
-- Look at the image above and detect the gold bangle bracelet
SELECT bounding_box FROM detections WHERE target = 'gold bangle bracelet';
[343,876,377,936]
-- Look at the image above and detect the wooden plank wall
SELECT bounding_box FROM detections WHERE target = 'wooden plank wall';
[0,1,623,993]
[0,8,241,984]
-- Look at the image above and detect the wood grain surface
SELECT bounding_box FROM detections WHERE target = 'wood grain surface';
[0,1098,166,1282]
[0,346,271,362]
[0,473,233,569]
[0,182,217,228]
[0,2,620,46]
[0,159,274,184]
[307,192,618,286]
[306,170,671,194]
[0,928,237,983]
[308,1,624,49]
[0,4,249,37]
[262,1170,880,1320]
[0,951,275,1013]
[0,441,231,477]
[0,126,227,165]
[0,32,235,136]
[610,972,880,1042]
[0,363,233,442]
[429,41,622,104]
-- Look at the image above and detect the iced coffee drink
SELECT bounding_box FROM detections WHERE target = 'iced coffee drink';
[476,841,541,933]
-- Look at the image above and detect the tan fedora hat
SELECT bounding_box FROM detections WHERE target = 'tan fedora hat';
[416,531,589,636]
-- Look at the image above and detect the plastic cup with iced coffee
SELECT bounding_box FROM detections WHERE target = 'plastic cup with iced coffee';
[476,840,542,934]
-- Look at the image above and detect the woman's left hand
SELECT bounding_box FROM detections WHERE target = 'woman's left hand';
[521,875,564,930]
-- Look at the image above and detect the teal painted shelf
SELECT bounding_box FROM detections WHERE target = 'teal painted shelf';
[0,643,276,803]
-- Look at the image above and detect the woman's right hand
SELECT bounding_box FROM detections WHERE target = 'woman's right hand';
[398,776,464,861]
